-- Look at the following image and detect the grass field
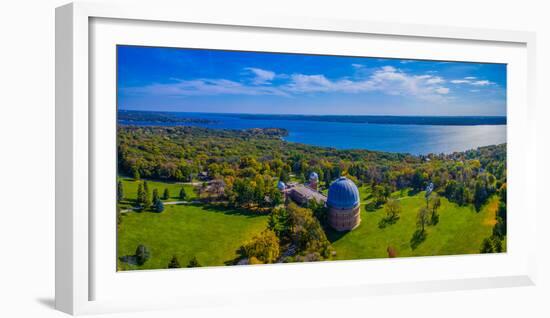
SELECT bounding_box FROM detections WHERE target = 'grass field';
[328,189,501,260]
[117,203,268,270]
[118,177,197,209]
[117,178,502,270]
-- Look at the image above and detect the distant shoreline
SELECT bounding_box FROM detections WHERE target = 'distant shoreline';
[118,110,506,126]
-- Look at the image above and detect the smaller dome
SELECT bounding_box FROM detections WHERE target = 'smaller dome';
[309,172,319,181]
[277,181,286,190]
[327,177,360,210]
[425,182,434,198]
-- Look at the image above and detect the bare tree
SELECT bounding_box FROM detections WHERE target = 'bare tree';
[416,206,430,233]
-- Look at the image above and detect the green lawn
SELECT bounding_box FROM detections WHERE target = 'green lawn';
[329,189,501,260]
[117,178,501,270]
[118,177,197,209]
[118,203,268,270]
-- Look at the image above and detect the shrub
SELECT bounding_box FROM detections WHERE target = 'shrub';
[493,237,503,253]
[168,256,181,268]
[248,256,263,265]
[387,246,397,258]
[187,256,202,268]
[480,238,494,253]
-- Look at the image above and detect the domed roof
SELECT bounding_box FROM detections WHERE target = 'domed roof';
[309,172,319,180]
[277,180,286,190]
[327,177,360,209]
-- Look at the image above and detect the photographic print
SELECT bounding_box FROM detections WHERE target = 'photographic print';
[116,45,507,271]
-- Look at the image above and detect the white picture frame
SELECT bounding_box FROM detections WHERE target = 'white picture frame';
[56,1,538,315]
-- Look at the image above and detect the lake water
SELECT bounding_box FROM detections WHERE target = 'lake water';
[118,112,506,155]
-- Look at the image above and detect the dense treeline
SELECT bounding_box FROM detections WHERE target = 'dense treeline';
[118,110,219,124]
[118,125,506,214]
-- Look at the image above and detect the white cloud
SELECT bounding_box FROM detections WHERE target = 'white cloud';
[435,87,450,94]
[125,65,452,101]
[381,65,397,72]
[426,77,445,84]
[414,75,432,80]
[450,77,494,86]
[470,80,493,86]
[351,63,364,68]
[125,78,289,97]
[284,66,450,100]
[451,79,471,84]
[244,67,276,85]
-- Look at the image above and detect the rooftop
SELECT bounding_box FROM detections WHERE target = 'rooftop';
[287,184,327,204]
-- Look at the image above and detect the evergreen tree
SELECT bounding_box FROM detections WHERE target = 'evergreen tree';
[153,199,164,213]
[163,188,170,200]
[187,256,202,268]
[270,189,283,207]
[143,181,151,208]
[152,188,159,204]
[179,187,187,200]
[117,180,124,202]
[474,179,488,211]
[136,183,145,207]
[168,255,181,268]
[268,207,291,242]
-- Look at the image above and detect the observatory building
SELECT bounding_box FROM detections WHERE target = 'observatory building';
[327,177,361,231]
[308,172,319,191]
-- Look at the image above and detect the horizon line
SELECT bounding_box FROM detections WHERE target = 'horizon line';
[118,108,507,118]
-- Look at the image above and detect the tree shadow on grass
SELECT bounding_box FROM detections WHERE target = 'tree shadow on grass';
[378,216,399,229]
[430,213,439,226]
[224,246,247,266]
[410,229,427,250]
[326,227,351,243]
[119,255,139,266]
[195,203,267,218]
[364,202,382,213]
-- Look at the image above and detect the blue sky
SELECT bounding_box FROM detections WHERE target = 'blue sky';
[117,45,507,116]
